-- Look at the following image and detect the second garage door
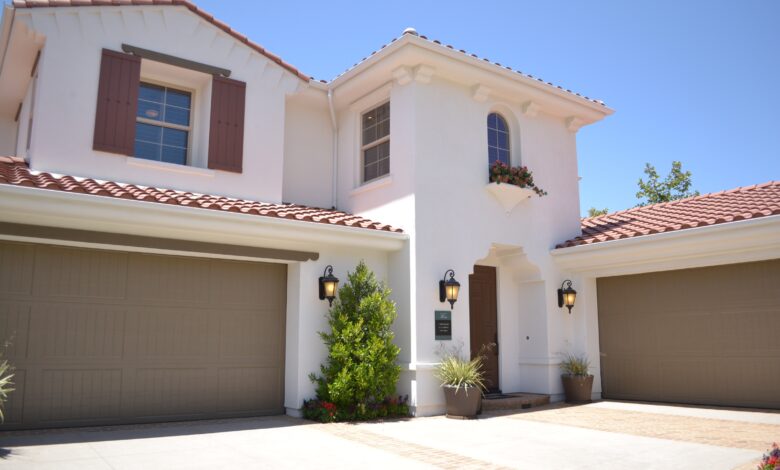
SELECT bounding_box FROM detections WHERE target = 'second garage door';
[0,241,287,430]
[597,258,780,409]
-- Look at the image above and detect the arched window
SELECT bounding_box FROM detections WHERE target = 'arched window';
[487,113,510,166]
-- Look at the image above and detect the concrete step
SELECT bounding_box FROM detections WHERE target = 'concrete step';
[481,392,550,412]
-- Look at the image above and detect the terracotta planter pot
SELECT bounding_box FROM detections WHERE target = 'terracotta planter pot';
[442,385,482,419]
[561,375,594,404]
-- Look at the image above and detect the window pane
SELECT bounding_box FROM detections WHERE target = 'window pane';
[376,102,389,122]
[164,105,190,126]
[363,126,377,145]
[166,89,191,109]
[134,141,160,161]
[488,146,498,165]
[377,120,390,140]
[487,113,498,129]
[136,122,162,143]
[495,115,508,132]
[497,131,508,150]
[377,157,389,177]
[161,145,187,165]
[364,146,378,165]
[362,110,375,128]
[162,128,188,148]
[138,100,163,121]
[364,162,377,182]
[139,83,164,103]
[488,129,497,147]
[377,140,390,159]
[498,149,510,165]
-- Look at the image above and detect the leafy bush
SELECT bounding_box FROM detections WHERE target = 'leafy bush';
[559,353,591,377]
[759,442,780,470]
[489,161,547,196]
[302,396,409,423]
[307,261,404,421]
[435,351,486,395]
[0,349,14,423]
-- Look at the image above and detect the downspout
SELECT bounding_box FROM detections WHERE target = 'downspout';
[327,88,338,210]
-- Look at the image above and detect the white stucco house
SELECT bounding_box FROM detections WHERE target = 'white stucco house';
[0,1,778,430]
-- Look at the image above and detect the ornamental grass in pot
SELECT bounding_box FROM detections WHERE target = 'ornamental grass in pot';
[559,353,593,404]
[435,348,487,419]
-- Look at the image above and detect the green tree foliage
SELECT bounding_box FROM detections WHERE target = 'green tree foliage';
[636,161,699,206]
[310,261,401,408]
[587,207,609,217]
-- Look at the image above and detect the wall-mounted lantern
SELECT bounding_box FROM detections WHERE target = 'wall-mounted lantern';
[319,265,339,306]
[439,269,461,309]
[558,279,577,313]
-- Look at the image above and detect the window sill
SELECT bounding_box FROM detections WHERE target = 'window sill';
[349,174,393,198]
[126,157,216,178]
[485,182,534,213]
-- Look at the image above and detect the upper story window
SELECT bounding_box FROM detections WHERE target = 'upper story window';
[134,82,192,165]
[487,112,510,166]
[362,101,390,182]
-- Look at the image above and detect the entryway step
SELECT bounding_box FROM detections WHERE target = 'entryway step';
[481,392,550,411]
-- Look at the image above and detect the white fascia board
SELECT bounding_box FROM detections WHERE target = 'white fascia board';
[0,185,407,253]
[551,215,780,277]
[329,34,613,118]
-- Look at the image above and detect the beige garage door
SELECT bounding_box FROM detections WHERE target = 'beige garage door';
[598,259,780,409]
[0,241,287,430]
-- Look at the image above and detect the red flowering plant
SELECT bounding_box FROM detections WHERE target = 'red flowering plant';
[489,161,547,196]
[302,395,409,423]
[759,442,780,470]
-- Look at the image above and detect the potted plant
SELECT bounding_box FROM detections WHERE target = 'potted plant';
[559,353,593,404]
[435,348,486,419]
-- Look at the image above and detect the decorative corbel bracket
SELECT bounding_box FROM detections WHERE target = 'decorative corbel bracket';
[471,84,491,102]
[565,116,585,133]
[522,101,541,117]
[392,66,414,86]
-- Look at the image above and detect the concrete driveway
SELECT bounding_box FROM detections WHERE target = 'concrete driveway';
[1,401,777,469]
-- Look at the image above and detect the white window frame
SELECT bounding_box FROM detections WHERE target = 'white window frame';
[360,100,390,184]
[134,78,196,166]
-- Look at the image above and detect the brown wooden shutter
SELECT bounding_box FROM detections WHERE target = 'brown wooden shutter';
[208,76,246,173]
[93,49,141,155]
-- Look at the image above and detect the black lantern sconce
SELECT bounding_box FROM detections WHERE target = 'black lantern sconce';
[439,269,461,309]
[557,279,577,313]
[319,265,339,306]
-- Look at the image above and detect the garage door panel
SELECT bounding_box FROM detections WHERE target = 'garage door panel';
[37,369,123,424]
[217,367,282,413]
[219,309,282,361]
[28,303,126,360]
[598,259,780,408]
[133,368,211,419]
[0,243,34,296]
[0,301,31,361]
[210,261,287,309]
[126,255,210,306]
[1,369,26,426]
[135,307,211,360]
[33,246,128,300]
[0,241,286,430]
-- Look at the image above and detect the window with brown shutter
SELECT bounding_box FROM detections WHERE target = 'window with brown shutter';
[208,76,246,173]
[93,49,141,155]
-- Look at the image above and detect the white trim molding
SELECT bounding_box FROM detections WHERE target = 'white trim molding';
[552,215,780,277]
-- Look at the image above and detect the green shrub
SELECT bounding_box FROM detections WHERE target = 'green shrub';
[559,353,591,377]
[302,396,409,423]
[0,350,14,423]
[308,261,404,420]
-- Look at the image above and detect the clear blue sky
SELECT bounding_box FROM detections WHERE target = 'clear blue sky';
[198,0,780,216]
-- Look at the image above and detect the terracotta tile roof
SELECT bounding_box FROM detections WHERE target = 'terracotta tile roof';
[0,157,403,233]
[11,0,310,82]
[557,182,780,249]
[330,30,607,108]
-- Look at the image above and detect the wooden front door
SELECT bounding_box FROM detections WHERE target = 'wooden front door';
[469,265,499,392]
